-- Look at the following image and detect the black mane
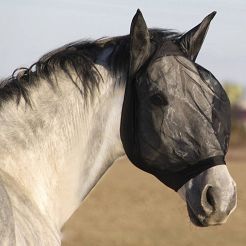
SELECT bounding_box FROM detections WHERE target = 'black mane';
[0,29,181,106]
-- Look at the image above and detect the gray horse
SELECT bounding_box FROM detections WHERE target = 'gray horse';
[0,10,236,245]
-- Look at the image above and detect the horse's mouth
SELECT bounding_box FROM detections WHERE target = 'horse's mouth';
[186,203,206,227]
[186,202,230,227]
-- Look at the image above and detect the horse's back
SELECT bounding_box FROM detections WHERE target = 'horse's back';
[0,170,60,246]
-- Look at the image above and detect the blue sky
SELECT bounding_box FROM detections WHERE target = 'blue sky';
[0,0,245,85]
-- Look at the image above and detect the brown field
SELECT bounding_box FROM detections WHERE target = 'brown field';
[62,146,246,246]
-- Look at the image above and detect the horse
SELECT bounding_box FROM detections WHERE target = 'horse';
[0,10,236,245]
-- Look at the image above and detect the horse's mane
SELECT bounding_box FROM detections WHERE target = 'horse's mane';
[0,29,181,106]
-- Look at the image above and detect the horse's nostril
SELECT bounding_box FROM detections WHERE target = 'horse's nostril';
[206,186,216,209]
[201,185,214,215]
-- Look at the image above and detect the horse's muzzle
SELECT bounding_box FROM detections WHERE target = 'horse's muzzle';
[179,165,237,227]
[188,183,237,227]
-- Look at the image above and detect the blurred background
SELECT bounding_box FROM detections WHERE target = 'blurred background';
[0,1,245,245]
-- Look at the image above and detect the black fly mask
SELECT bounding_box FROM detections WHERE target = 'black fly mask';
[120,10,231,191]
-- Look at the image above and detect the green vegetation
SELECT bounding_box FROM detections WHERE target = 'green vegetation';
[223,82,246,146]
[224,83,244,104]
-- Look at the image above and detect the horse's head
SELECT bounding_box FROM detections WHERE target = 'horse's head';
[120,10,236,227]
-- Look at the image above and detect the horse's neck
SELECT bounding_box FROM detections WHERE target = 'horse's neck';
[0,65,125,230]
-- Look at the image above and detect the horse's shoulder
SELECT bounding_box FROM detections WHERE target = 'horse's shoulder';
[0,179,16,245]
[0,171,60,245]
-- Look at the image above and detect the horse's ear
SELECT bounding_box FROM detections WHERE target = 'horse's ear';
[120,10,151,166]
[179,11,216,61]
[129,9,151,77]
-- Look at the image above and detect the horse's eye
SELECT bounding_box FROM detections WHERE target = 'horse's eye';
[150,93,168,106]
